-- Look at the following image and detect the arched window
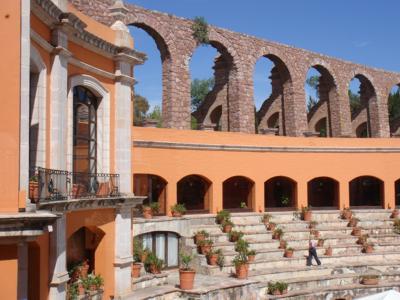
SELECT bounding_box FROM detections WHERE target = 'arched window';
[308,177,339,208]
[223,176,254,210]
[177,175,211,213]
[349,176,383,207]
[73,86,98,175]
[133,174,167,215]
[137,232,180,268]
[265,176,297,210]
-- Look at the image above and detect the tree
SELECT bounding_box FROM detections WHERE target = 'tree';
[191,78,214,112]
[307,96,318,113]
[389,89,400,123]
[306,75,320,112]
[147,105,162,127]
[134,94,150,125]
[348,90,361,117]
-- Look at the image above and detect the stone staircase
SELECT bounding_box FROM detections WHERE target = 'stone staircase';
[187,210,400,299]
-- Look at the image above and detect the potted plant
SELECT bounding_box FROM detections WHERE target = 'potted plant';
[261,213,272,226]
[29,174,39,203]
[84,273,103,292]
[68,282,79,299]
[325,245,333,256]
[279,239,287,249]
[216,249,225,268]
[132,238,143,278]
[216,210,230,224]
[268,222,277,231]
[360,274,379,285]
[221,218,234,233]
[357,234,369,245]
[140,248,150,263]
[309,220,318,229]
[76,279,86,296]
[317,238,325,247]
[232,253,248,279]
[351,227,362,236]
[145,252,163,274]
[171,203,186,217]
[142,202,160,219]
[348,217,360,227]
[240,201,248,209]
[341,207,353,220]
[193,230,209,245]
[284,246,294,258]
[362,242,374,254]
[179,253,196,290]
[206,249,219,266]
[268,282,280,296]
[79,259,90,278]
[247,249,256,262]
[394,219,400,234]
[391,208,399,219]
[276,281,288,295]
[198,239,213,255]
[228,230,244,242]
[272,228,284,240]
[310,229,320,238]
[301,206,312,221]
[234,238,249,254]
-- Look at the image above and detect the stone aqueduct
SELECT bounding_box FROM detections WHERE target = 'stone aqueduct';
[71,0,400,137]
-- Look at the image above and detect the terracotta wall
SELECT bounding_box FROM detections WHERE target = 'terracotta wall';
[132,127,400,214]
[0,244,18,299]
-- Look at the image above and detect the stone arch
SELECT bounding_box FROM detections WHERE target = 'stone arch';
[133,173,168,215]
[349,176,384,207]
[348,73,379,137]
[223,175,255,211]
[305,64,338,137]
[307,177,339,208]
[29,46,47,172]
[265,176,297,210]
[255,53,293,136]
[177,174,212,213]
[67,74,110,174]
[387,83,400,136]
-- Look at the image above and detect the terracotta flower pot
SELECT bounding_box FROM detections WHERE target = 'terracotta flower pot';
[348,219,358,227]
[78,282,85,295]
[89,284,97,291]
[325,247,333,256]
[230,235,240,242]
[284,250,294,258]
[352,227,362,236]
[223,224,232,233]
[302,211,312,221]
[195,234,205,244]
[247,255,255,262]
[272,233,281,240]
[200,245,212,255]
[235,264,248,279]
[140,253,148,263]
[342,211,352,220]
[149,264,161,274]
[131,263,141,278]
[263,220,269,226]
[272,289,281,296]
[172,211,182,217]
[363,245,373,254]
[317,240,324,247]
[207,254,218,265]
[362,278,379,285]
[279,240,287,249]
[142,207,153,219]
[268,223,276,231]
[179,269,196,290]
[281,289,288,295]
[29,181,39,203]
[391,209,399,219]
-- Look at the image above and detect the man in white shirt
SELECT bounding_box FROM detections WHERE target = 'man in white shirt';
[307,239,321,266]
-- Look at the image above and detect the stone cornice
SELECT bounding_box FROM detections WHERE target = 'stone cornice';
[133,140,400,154]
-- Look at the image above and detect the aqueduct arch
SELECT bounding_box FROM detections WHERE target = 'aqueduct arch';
[70,0,397,137]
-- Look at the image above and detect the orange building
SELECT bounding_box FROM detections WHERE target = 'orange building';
[1,0,400,299]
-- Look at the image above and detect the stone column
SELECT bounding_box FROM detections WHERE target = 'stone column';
[114,53,136,194]
[49,215,69,300]
[332,83,353,137]
[284,80,308,137]
[50,26,70,170]
[114,205,133,297]
[339,180,350,209]
[17,242,28,300]
[20,0,30,207]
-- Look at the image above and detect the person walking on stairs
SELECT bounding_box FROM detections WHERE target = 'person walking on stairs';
[307,238,321,266]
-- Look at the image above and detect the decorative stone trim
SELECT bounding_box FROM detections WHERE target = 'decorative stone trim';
[49,271,69,286]
[114,255,134,267]
[133,140,400,153]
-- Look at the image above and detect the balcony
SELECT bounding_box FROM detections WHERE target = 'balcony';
[30,167,120,203]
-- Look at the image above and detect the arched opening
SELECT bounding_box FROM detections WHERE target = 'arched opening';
[129,23,170,127]
[349,75,377,138]
[28,242,40,300]
[388,85,400,136]
[305,65,336,137]
[255,54,292,136]
[67,226,105,274]
[223,176,254,211]
[136,232,180,269]
[133,174,167,215]
[350,176,384,207]
[177,175,211,213]
[396,179,400,207]
[29,47,46,175]
[308,177,339,208]
[265,176,297,210]
[190,41,234,131]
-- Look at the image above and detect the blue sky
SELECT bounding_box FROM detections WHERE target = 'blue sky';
[127,0,400,111]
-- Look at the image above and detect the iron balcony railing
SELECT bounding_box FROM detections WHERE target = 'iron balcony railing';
[30,167,120,202]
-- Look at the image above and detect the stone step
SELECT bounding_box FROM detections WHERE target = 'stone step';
[123,284,179,300]
[131,273,168,290]
[206,251,400,275]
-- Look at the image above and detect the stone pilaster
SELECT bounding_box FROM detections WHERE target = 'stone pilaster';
[114,204,133,297]
[285,80,308,137]
[17,242,28,300]
[50,26,70,170]
[49,215,69,300]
